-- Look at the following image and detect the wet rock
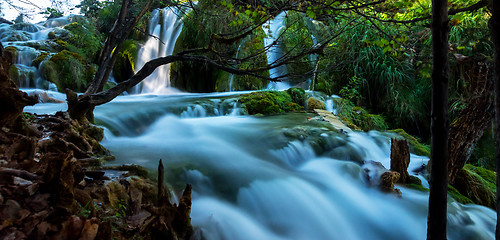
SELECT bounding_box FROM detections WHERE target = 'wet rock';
[51,215,84,240]
[379,171,401,194]
[2,199,21,220]
[79,218,99,240]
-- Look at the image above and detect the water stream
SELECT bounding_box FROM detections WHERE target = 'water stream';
[24,92,496,240]
[6,6,497,240]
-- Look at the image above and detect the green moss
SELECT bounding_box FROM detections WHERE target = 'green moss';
[287,87,306,105]
[306,97,325,111]
[448,185,474,204]
[388,129,430,157]
[239,91,303,115]
[404,176,428,192]
[452,165,496,208]
[48,31,56,39]
[4,46,18,57]
[406,183,429,192]
[8,65,19,83]
[333,98,388,132]
[31,52,49,68]
[41,50,94,92]
[464,164,496,185]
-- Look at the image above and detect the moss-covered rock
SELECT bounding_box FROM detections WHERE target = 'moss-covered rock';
[448,185,474,205]
[40,50,96,92]
[452,164,496,208]
[387,129,430,157]
[334,98,388,132]
[31,52,50,68]
[287,87,306,105]
[306,97,325,112]
[113,40,138,83]
[239,91,303,115]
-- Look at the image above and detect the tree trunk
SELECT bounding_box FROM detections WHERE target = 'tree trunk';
[390,138,410,183]
[84,0,153,96]
[427,0,449,239]
[490,0,500,238]
[448,60,493,184]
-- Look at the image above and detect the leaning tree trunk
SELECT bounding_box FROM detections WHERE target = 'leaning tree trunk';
[427,0,450,239]
[448,59,493,184]
[84,0,153,96]
[491,0,500,238]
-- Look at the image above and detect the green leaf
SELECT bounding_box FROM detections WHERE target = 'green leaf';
[306,10,316,19]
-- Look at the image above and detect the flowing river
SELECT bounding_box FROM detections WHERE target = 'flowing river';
[24,90,496,240]
[5,6,497,240]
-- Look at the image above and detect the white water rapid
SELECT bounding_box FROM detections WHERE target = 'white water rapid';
[134,8,184,94]
[24,91,496,240]
[263,12,291,90]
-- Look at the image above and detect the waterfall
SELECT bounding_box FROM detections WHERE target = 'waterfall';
[134,8,183,94]
[228,41,244,92]
[263,12,291,91]
[0,17,71,89]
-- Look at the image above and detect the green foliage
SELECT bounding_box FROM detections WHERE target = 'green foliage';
[239,91,303,115]
[115,199,127,217]
[172,0,267,91]
[79,201,98,218]
[339,76,361,103]
[77,0,104,18]
[62,18,103,61]
[42,7,63,19]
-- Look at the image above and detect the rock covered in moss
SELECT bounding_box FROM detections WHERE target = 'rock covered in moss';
[40,50,96,92]
[239,91,303,115]
[287,87,306,105]
[387,129,430,157]
[333,98,388,132]
[451,164,496,208]
[306,97,325,112]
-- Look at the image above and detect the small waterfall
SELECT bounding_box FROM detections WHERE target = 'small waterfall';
[228,41,244,92]
[263,12,291,90]
[1,16,77,89]
[135,8,183,94]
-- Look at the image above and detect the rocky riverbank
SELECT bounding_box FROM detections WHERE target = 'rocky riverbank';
[0,42,193,240]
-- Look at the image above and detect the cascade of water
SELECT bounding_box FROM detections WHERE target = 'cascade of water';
[26,92,497,240]
[134,8,184,94]
[1,16,76,89]
[263,12,291,90]
[228,41,244,92]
